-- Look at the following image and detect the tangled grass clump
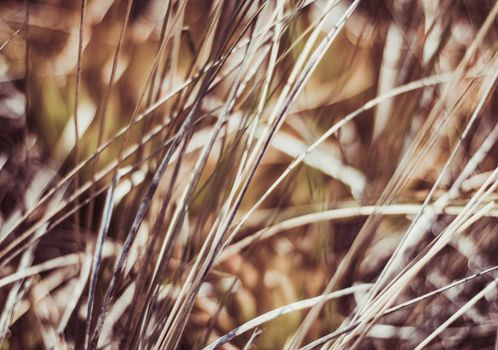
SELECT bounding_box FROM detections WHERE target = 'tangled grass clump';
[0,0,497,349]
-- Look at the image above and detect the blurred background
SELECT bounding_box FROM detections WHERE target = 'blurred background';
[0,0,497,349]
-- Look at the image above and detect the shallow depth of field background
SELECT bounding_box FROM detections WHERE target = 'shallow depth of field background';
[0,0,497,349]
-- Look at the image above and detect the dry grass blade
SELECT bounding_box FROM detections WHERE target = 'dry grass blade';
[0,253,82,289]
[204,284,371,350]
[71,0,87,240]
[220,202,498,263]
[0,29,20,52]
[85,0,134,232]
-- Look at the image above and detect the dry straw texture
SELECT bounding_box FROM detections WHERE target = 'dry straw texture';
[0,0,497,349]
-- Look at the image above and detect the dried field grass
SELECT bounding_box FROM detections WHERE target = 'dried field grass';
[0,0,497,349]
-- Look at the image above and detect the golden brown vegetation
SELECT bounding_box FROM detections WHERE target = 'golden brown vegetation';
[0,0,497,349]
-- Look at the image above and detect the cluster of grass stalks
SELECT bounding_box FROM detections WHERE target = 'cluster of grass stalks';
[0,0,497,348]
